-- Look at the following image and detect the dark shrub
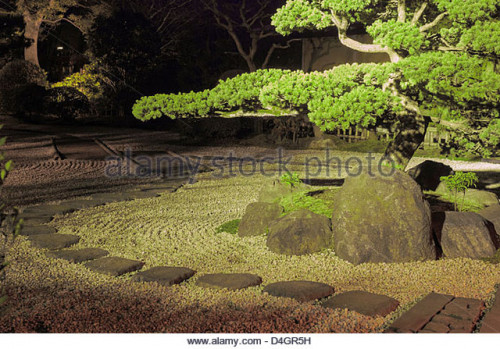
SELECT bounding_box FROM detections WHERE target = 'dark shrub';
[43,87,91,122]
[0,60,48,115]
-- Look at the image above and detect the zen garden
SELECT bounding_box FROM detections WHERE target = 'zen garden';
[1,0,500,341]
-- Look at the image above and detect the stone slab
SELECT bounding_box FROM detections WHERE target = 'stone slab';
[480,290,500,333]
[46,248,109,263]
[84,257,144,276]
[322,290,399,317]
[263,281,334,302]
[20,216,54,225]
[28,234,81,250]
[386,293,454,333]
[196,273,262,290]
[132,266,196,286]
[20,225,57,236]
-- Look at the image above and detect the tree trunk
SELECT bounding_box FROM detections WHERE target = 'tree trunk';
[24,15,42,66]
[383,114,430,170]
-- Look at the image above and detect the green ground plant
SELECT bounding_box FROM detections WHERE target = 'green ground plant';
[215,219,240,235]
[278,190,333,217]
[279,171,301,188]
[440,172,479,211]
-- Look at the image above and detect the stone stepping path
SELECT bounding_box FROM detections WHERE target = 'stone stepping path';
[196,273,262,290]
[479,288,500,333]
[17,182,500,333]
[322,290,399,317]
[84,257,145,276]
[28,234,81,250]
[263,281,334,302]
[386,292,485,333]
[46,248,109,263]
[132,266,196,286]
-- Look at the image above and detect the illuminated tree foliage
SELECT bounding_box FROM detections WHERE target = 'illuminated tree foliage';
[134,0,500,167]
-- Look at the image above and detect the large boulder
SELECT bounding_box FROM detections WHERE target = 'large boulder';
[434,212,499,259]
[479,205,500,237]
[332,171,436,264]
[238,202,283,237]
[267,209,332,255]
[407,160,453,191]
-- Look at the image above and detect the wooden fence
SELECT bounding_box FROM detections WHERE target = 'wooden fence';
[332,126,450,148]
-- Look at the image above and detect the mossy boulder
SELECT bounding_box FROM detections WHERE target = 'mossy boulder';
[407,160,453,191]
[436,184,499,208]
[436,212,499,259]
[238,202,283,237]
[266,209,332,255]
[331,171,436,264]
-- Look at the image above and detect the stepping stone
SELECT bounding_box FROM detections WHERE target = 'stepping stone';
[60,199,107,210]
[122,191,160,200]
[263,281,334,302]
[20,216,53,225]
[84,257,144,276]
[131,266,196,286]
[480,289,500,333]
[90,192,134,203]
[46,248,109,263]
[21,204,77,217]
[20,225,57,236]
[28,234,81,250]
[322,290,400,317]
[196,273,262,290]
[386,292,454,333]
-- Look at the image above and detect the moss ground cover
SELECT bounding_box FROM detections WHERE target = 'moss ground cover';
[2,174,500,332]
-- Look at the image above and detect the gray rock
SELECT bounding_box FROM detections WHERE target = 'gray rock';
[84,257,144,276]
[264,281,334,302]
[238,202,283,237]
[322,290,400,317]
[132,266,196,286]
[196,273,262,290]
[46,248,109,263]
[267,209,332,255]
[28,234,80,250]
[332,171,436,264]
[407,160,453,191]
[436,212,498,259]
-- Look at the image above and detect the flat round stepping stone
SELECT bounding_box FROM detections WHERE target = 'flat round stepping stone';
[21,204,77,217]
[28,234,81,250]
[90,192,134,203]
[46,248,109,263]
[20,225,57,236]
[263,281,334,302]
[84,257,144,276]
[196,273,262,290]
[322,290,400,317]
[21,216,53,225]
[132,266,196,286]
[122,191,160,200]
